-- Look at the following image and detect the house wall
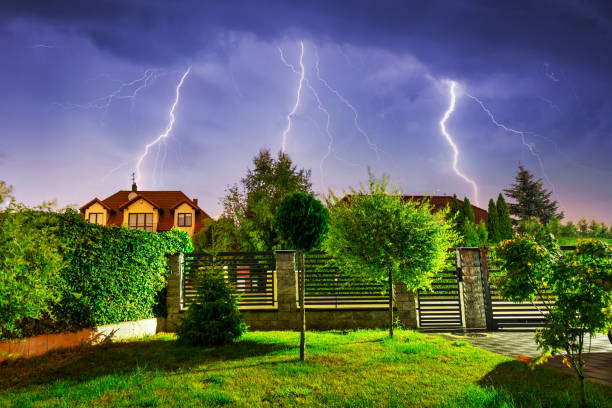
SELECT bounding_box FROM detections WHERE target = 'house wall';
[84,202,108,225]
[122,199,159,231]
[173,202,196,237]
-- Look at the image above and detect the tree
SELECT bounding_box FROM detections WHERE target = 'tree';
[192,217,241,253]
[494,237,612,406]
[503,165,562,225]
[221,149,313,251]
[462,197,475,224]
[588,219,599,237]
[577,218,588,235]
[323,173,458,337]
[274,192,328,361]
[560,221,577,237]
[487,199,501,244]
[0,181,12,206]
[496,193,513,240]
[177,268,246,346]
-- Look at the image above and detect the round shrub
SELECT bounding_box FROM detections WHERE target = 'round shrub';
[177,271,246,346]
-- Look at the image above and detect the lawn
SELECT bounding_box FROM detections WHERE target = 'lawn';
[1,330,611,408]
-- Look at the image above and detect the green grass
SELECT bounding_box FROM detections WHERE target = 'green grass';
[0,330,611,407]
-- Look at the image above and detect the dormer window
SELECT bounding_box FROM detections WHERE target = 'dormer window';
[88,213,104,225]
[128,213,153,232]
[177,213,192,227]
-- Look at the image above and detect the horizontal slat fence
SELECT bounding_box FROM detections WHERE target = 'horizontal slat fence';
[417,256,463,328]
[300,252,388,309]
[484,246,576,330]
[183,252,276,309]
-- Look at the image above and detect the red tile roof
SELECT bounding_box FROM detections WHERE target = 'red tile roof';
[81,190,211,233]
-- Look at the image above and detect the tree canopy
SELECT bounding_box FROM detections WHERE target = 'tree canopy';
[503,165,562,225]
[323,173,458,336]
[221,149,313,251]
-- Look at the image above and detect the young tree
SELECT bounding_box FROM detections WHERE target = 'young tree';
[496,193,513,240]
[462,197,476,224]
[274,192,328,361]
[495,237,612,406]
[487,199,501,244]
[192,217,241,253]
[324,173,458,337]
[222,149,313,251]
[504,165,562,225]
[588,219,599,237]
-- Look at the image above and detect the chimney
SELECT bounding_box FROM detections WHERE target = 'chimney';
[192,198,198,206]
[131,172,137,192]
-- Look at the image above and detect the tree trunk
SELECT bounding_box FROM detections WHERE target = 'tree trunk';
[579,375,586,408]
[299,251,306,361]
[388,269,393,338]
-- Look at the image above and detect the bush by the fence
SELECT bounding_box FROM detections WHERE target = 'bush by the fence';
[177,270,246,346]
[1,209,193,338]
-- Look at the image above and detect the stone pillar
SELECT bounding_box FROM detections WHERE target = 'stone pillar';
[274,250,300,329]
[394,282,418,329]
[459,248,487,329]
[166,253,184,331]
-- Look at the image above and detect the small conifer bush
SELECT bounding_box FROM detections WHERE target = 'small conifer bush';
[177,271,246,346]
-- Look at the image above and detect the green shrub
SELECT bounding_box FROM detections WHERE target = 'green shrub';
[177,270,246,346]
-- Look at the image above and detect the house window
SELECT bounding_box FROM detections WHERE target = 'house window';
[88,213,104,225]
[177,213,192,227]
[128,213,153,232]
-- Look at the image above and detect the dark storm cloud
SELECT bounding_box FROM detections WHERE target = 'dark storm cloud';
[3,0,612,79]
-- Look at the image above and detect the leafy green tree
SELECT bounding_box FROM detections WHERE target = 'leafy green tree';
[544,217,562,236]
[274,192,328,361]
[577,218,588,235]
[323,173,458,337]
[494,237,612,406]
[0,204,64,338]
[222,149,313,251]
[192,217,241,253]
[503,165,562,225]
[588,219,599,237]
[0,181,12,206]
[496,193,513,240]
[461,220,481,247]
[476,221,488,246]
[487,199,501,244]
[560,220,577,237]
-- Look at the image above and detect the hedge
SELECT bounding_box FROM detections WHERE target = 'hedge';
[2,209,193,338]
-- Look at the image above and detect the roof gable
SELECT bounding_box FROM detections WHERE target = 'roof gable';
[79,197,111,213]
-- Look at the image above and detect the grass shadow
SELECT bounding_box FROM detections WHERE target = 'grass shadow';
[0,336,291,392]
[475,360,612,407]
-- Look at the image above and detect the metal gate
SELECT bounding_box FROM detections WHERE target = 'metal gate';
[417,256,463,328]
[481,247,575,330]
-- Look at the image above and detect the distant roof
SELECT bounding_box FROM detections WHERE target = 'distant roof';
[341,194,488,224]
[81,190,210,233]
[402,195,488,224]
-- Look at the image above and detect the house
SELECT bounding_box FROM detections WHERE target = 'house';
[79,182,211,236]
[402,195,488,224]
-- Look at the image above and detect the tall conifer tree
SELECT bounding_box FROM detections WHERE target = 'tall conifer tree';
[487,199,500,244]
[496,193,513,240]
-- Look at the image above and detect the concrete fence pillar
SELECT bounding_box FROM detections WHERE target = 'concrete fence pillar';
[274,250,300,329]
[394,283,418,329]
[458,248,487,329]
[166,253,184,331]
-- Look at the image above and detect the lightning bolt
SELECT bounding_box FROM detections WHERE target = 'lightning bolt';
[439,80,480,206]
[135,67,191,187]
[313,47,382,160]
[464,92,558,200]
[54,69,163,118]
[279,41,306,153]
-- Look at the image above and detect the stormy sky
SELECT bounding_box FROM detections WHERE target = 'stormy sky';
[1,0,611,223]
